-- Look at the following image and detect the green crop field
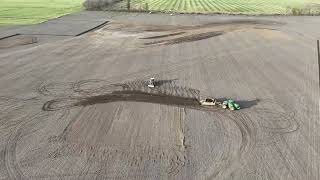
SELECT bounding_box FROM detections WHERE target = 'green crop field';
[1,0,319,25]
[111,0,320,14]
[0,0,84,25]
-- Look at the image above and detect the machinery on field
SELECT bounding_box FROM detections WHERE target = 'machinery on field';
[200,98,217,106]
[147,77,240,110]
[148,78,155,88]
[200,98,240,110]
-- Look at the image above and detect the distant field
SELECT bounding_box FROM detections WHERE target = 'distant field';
[0,0,84,25]
[0,0,319,26]
[110,0,320,14]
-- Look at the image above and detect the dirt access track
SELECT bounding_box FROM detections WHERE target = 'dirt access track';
[0,11,319,179]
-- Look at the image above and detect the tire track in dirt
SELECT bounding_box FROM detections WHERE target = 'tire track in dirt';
[144,31,224,46]
[41,80,297,149]
[0,96,43,139]
[0,94,70,179]
[4,130,23,180]
[38,79,255,178]
[168,107,187,176]
[1,78,300,179]
[41,79,203,112]
[37,81,76,97]
[3,111,50,180]
[205,111,257,180]
[139,32,186,39]
[252,99,299,134]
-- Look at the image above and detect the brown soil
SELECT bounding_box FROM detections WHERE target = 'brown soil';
[144,31,224,45]
[76,91,200,107]
[0,12,317,180]
[0,35,37,49]
[140,32,186,39]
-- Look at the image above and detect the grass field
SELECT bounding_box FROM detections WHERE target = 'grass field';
[0,0,319,25]
[111,0,320,14]
[0,0,84,25]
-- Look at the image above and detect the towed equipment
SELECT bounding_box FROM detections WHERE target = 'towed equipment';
[147,78,240,110]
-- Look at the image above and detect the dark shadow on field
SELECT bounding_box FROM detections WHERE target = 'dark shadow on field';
[215,98,260,109]
[139,32,186,39]
[144,31,224,46]
[154,78,178,86]
[237,99,260,109]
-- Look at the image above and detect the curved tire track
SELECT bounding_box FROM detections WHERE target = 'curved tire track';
[3,80,298,179]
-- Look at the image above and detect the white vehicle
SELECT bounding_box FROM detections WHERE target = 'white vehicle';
[148,78,155,88]
[200,98,216,106]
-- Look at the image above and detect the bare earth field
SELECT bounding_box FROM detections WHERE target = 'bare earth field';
[0,11,319,180]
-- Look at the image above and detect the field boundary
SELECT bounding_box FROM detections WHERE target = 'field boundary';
[101,9,320,16]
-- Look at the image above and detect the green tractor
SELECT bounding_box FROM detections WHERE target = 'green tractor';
[222,99,240,110]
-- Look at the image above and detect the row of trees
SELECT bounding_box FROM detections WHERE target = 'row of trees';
[84,0,133,10]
